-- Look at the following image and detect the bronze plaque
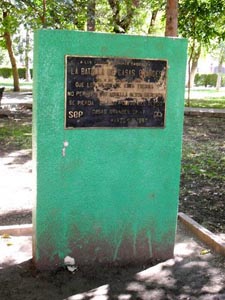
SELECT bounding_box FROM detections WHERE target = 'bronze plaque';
[65,56,167,128]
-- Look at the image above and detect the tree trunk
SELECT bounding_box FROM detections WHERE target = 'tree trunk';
[216,73,222,91]
[108,0,121,32]
[25,28,31,82]
[42,0,46,27]
[187,41,195,106]
[2,10,20,91]
[165,0,178,37]
[4,32,20,92]
[189,60,198,88]
[148,10,158,34]
[108,0,138,33]
[87,0,96,31]
[216,53,224,91]
[189,44,201,88]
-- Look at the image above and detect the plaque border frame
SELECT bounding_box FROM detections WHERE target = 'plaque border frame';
[64,55,168,130]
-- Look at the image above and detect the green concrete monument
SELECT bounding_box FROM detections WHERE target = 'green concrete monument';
[33,30,187,269]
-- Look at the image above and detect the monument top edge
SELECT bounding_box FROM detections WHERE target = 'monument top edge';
[34,29,187,42]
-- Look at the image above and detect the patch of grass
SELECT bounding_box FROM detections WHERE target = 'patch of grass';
[185,98,225,109]
[0,77,32,91]
[185,88,225,108]
[0,121,32,150]
[182,141,225,181]
[189,88,224,94]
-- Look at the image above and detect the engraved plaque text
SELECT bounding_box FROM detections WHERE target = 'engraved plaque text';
[65,56,167,128]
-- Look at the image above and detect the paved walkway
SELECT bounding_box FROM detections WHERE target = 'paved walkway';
[1,91,32,105]
[0,149,32,215]
[185,107,225,117]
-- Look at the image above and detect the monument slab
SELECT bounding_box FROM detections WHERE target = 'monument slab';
[33,30,187,269]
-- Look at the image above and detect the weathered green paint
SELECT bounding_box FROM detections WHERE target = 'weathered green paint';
[33,30,187,269]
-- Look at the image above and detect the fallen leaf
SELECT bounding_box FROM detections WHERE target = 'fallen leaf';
[200,249,211,255]
[1,234,11,239]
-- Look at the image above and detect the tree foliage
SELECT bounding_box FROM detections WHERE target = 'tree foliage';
[1,0,225,91]
[178,0,225,96]
[20,0,88,30]
[179,0,225,45]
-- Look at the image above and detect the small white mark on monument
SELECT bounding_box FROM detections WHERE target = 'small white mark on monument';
[64,256,77,272]
[62,141,69,157]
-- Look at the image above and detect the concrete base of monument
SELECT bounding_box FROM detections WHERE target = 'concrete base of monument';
[1,215,225,270]
[33,232,175,270]
[1,220,224,300]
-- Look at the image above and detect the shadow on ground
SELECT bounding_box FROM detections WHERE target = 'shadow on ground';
[0,256,225,300]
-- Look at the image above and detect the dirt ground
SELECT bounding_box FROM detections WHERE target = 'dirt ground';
[0,106,225,299]
[180,116,225,234]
